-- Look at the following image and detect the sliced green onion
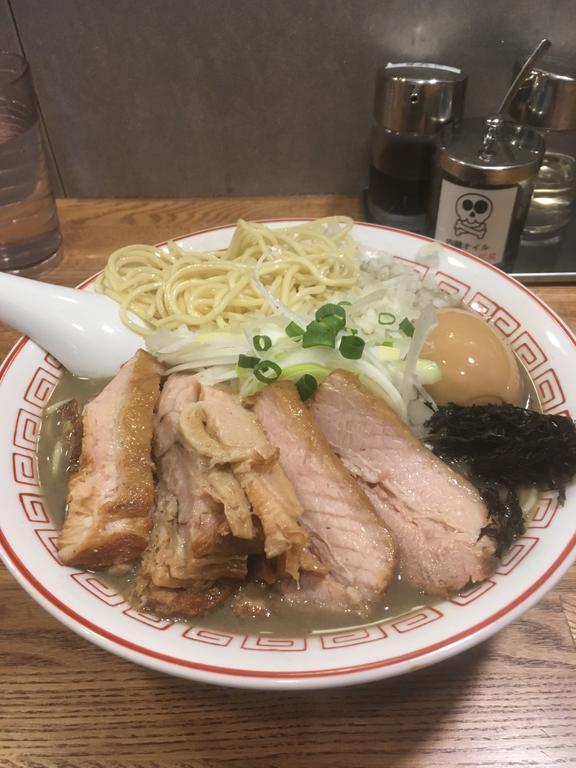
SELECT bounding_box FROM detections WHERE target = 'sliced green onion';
[371,345,401,363]
[253,334,272,352]
[296,374,318,401]
[254,360,282,383]
[285,321,304,338]
[399,317,415,337]
[320,314,346,333]
[302,320,336,349]
[280,363,331,383]
[316,303,346,322]
[339,335,365,360]
[380,339,394,347]
[378,312,396,326]
[238,354,260,369]
[416,359,441,385]
[313,304,346,334]
[338,300,352,307]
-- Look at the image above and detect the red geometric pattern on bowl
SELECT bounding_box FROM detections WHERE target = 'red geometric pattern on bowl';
[489,307,521,338]
[13,408,42,450]
[19,492,49,523]
[320,625,388,650]
[33,527,61,563]
[527,493,561,529]
[392,255,430,278]
[12,452,38,486]
[390,606,443,633]
[70,572,127,607]
[241,636,307,652]
[533,368,566,413]
[23,367,59,409]
[468,291,498,318]
[122,608,174,630]
[182,627,234,647]
[43,352,63,371]
[555,408,571,418]
[510,330,548,373]
[466,294,529,358]
[449,580,497,606]
[4,246,570,665]
[495,536,539,576]
[434,271,470,300]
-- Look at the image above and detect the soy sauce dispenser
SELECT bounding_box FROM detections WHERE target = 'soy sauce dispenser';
[429,41,549,268]
[367,62,467,234]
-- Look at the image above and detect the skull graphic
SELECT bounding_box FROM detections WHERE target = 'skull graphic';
[454,193,493,240]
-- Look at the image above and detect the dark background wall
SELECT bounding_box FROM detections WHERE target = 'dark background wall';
[2,0,575,198]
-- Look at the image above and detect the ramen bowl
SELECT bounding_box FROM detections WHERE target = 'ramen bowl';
[1,221,575,690]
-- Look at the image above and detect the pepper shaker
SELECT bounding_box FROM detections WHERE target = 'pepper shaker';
[367,62,467,234]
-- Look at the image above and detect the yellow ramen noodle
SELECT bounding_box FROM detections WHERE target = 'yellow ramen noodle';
[95,217,359,334]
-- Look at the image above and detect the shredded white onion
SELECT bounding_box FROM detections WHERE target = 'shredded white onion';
[400,303,438,406]
[145,237,454,426]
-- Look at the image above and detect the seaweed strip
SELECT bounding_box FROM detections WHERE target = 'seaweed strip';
[425,403,576,554]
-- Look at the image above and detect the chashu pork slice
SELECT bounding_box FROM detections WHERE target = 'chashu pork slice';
[58,350,162,567]
[181,384,308,578]
[135,376,260,616]
[254,382,396,611]
[311,370,496,595]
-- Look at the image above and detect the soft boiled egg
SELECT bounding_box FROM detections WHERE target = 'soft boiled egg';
[421,307,522,406]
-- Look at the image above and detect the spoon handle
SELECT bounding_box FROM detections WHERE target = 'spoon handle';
[497,39,551,116]
[0,271,87,338]
[0,272,141,377]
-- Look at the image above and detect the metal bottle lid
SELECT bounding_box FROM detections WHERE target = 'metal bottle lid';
[374,62,467,136]
[437,117,544,186]
[507,58,576,131]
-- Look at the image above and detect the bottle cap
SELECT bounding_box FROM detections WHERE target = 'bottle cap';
[373,62,467,136]
[437,117,544,186]
[507,57,576,131]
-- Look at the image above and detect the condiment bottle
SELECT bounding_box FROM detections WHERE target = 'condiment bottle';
[429,40,550,268]
[507,57,576,241]
[367,62,467,234]
[429,117,544,267]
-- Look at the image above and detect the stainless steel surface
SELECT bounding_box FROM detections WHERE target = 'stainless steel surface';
[373,62,466,136]
[497,39,551,116]
[0,0,575,198]
[511,271,576,283]
[437,118,544,185]
[508,56,576,131]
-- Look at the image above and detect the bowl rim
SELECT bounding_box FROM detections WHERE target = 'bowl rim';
[1,218,575,689]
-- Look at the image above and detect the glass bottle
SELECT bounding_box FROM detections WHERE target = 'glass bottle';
[429,117,544,269]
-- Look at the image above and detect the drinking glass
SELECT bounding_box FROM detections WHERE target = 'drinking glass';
[0,51,62,273]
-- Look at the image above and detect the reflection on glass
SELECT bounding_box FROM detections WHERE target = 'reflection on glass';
[523,152,576,240]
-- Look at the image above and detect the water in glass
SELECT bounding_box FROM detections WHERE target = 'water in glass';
[0,53,61,273]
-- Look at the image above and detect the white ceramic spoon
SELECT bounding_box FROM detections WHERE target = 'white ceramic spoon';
[0,272,142,378]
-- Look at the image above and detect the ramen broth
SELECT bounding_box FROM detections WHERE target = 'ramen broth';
[37,359,540,636]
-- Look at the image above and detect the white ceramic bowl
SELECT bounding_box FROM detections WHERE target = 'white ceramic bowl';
[1,221,575,690]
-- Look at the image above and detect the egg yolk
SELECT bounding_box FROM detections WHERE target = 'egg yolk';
[421,308,522,406]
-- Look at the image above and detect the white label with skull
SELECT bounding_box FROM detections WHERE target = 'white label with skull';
[434,180,518,265]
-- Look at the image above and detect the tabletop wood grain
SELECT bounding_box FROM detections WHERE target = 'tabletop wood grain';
[1,198,575,768]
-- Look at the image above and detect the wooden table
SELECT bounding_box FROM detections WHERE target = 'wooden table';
[1,198,575,768]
